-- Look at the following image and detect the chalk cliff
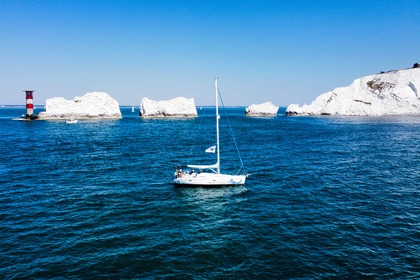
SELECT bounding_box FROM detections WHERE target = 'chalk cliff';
[286,68,420,116]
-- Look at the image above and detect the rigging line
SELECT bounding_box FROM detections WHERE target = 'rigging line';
[217,88,247,173]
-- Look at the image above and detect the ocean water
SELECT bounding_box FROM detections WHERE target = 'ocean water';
[0,107,419,279]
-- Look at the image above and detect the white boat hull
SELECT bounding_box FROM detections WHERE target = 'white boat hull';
[174,172,246,187]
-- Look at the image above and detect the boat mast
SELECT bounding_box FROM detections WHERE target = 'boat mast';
[215,78,220,174]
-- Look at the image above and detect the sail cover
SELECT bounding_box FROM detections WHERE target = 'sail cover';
[187,163,219,170]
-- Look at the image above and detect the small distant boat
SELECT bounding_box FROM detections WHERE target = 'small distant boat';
[131,106,135,112]
[173,79,248,187]
[65,119,78,124]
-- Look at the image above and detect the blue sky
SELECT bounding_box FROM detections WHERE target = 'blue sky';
[1,0,419,106]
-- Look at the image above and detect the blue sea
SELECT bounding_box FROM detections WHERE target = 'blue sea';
[0,106,419,279]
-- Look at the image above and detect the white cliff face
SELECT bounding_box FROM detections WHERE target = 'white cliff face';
[37,92,122,119]
[245,101,279,116]
[139,97,197,118]
[286,68,420,116]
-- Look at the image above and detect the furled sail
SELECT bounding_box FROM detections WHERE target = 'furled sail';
[187,163,219,170]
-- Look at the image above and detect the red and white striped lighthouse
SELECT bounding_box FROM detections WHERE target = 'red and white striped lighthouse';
[24,90,34,118]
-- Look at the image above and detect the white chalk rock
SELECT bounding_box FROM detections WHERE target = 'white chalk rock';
[139,97,197,118]
[37,92,122,119]
[286,68,420,116]
[245,101,279,116]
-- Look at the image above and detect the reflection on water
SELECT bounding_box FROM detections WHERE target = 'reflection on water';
[175,185,248,201]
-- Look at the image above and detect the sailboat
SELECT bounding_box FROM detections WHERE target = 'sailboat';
[173,79,248,187]
[131,106,135,112]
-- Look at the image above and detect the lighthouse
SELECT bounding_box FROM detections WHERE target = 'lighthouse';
[24,90,35,119]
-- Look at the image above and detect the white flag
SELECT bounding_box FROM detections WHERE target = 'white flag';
[205,145,216,153]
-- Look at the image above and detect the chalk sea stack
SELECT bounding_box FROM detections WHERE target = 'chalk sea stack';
[37,92,122,120]
[245,101,279,117]
[139,97,198,118]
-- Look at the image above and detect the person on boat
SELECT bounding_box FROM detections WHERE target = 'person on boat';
[175,166,181,177]
[189,169,195,175]
[177,169,183,178]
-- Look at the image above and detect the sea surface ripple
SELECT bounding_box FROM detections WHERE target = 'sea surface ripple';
[0,107,419,279]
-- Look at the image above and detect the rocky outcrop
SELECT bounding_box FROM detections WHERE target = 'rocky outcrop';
[37,92,122,119]
[245,102,279,117]
[139,97,197,118]
[286,68,420,116]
